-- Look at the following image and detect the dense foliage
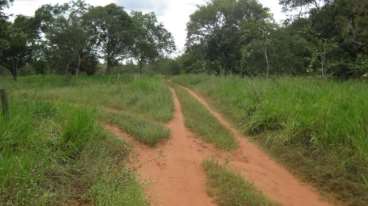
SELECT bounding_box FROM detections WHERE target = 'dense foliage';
[180,0,368,78]
[0,0,175,79]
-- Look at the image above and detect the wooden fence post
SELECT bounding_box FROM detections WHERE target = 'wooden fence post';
[0,89,9,119]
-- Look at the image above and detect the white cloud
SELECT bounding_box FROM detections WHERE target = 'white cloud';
[6,0,286,54]
[158,0,209,54]
[119,0,167,13]
[6,0,116,18]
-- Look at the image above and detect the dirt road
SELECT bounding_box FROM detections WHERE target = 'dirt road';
[105,86,334,206]
[106,88,216,206]
[183,86,333,206]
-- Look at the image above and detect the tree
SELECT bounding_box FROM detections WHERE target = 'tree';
[85,4,134,74]
[0,16,38,80]
[239,19,275,77]
[185,0,271,75]
[131,11,175,74]
[307,0,368,77]
[35,0,93,75]
[279,0,328,11]
[268,21,312,75]
[0,0,13,69]
[0,0,13,19]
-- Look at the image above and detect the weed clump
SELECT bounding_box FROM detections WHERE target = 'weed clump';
[203,160,277,206]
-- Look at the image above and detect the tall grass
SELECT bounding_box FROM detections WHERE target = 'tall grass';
[0,75,154,206]
[203,160,277,206]
[174,86,237,150]
[101,110,170,146]
[173,74,368,206]
[7,75,173,123]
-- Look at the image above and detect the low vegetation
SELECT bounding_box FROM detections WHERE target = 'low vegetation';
[174,74,368,206]
[174,85,237,150]
[102,110,170,146]
[0,98,147,206]
[1,0,367,205]
[0,75,176,205]
[203,160,276,206]
[6,75,174,123]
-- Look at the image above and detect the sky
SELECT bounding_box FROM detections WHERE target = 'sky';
[6,0,286,53]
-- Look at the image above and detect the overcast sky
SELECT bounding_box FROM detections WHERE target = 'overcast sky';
[6,0,285,53]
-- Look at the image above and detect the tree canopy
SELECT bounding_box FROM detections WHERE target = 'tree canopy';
[131,11,176,73]
[0,0,176,78]
[1,0,368,79]
[180,0,368,78]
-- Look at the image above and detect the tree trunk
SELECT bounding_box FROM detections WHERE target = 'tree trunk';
[65,63,70,75]
[321,41,326,78]
[262,28,270,79]
[264,46,270,79]
[11,61,18,81]
[76,53,81,77]
[139,59,143,75]
[241,67,246,78]
[321,55,325,78]
[106,57,113,74]
[0,89,9,120]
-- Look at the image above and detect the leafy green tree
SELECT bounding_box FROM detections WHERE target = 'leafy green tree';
[131,11,175,74]
[0,0,13,70]
[0,16,38,80]
[239,19,275,77]
[279,0,327,11]
[84,4,134,74]
[268,23,312,75]
[278,0,368,78]
[35,0,92,75]
[307,0,368,77]
[186,0,271,75]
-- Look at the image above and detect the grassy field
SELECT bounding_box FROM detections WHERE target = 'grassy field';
[0,75,175,206]
[0,99,147,206]
[6,75,174,123]
[174,85,237,150]
[173,74,368,206]
[102,110,170,146]
[203,160,276,206]
[3,75,174,145]
[2,74,368,205]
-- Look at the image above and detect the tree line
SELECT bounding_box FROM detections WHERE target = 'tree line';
[178,0,368,78]
[0,0,176,80]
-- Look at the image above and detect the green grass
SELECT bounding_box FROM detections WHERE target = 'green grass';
[173,74,368,206]
[101,110,170,146]
[4,75,174,123]
[0,98,147,206]
[203,160,277,206]
[88,169,147,206]
[0,75,177,206]
[174,86,237,150]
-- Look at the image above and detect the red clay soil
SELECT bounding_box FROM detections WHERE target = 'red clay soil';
[105,86,335,206]
[183,86,334,206]
[105,88,216,206]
